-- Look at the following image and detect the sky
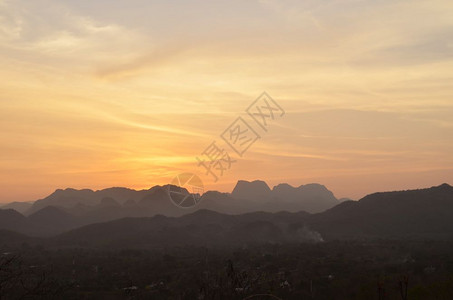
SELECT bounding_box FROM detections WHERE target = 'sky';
[1,0,452,202]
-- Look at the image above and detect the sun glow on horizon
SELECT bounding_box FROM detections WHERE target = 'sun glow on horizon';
[1,0,452,202]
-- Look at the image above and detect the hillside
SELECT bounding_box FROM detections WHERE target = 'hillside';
[309,183,453,239]
[1,183,451,241]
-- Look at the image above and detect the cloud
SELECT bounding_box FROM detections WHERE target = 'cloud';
[0,0,452,201]
[352,28,453,67]
[0,0,147,68]
[95,42,190,79]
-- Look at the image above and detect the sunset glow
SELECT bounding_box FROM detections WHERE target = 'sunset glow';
[1,0,452,202]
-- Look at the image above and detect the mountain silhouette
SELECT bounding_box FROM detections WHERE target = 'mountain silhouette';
[0,201,33,214]
[1,183,451,240]
[230,180,339,213]
[270,183,339,213]
[3,180,340,221]
[0,209,29,233]
[309,183,453,239]
[53,209,317,248]
[28,187,153,214]
[231,180,272,200]
[28,206,81,236]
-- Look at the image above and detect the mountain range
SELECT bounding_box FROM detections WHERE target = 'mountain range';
[0,182,452,246]
[0,180,340,236]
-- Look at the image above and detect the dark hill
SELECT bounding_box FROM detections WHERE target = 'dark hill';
[1,183,451,242]
[53,209,317,248]
[309,183,453,239]
[28,206,81,236]
[0,209,29,233]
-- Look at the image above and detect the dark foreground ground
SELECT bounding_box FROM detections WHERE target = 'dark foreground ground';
[1,240,453,299]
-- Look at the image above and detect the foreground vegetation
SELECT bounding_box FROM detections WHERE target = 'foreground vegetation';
[2,240,453,299]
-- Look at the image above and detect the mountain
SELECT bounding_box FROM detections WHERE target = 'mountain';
[28,206,81,236]
[52,183,453,248]
[0,183,452,246]
[99,197,120,207]
[230,180,339,213]
[231,180,272,200]
[138,185,178,213]
[0,206,81,237]
[29,188,96,213]
[308,183,453,239]
[269,183,339,213]
[0,202,33,214]
[28,187,153,214]
[54,209,316,249]
[197,191,255,214]
[4,181,339,229]
[0,209,29,233]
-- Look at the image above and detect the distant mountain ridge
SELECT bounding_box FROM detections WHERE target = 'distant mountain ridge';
[51,183,453,247]
[3,180,339,216]
[0,201,33,214]
[231,180,272,200]
[28,187,154,213]
[0,183,452,245]
[231,180,338,213]
[2,179,339,219]
[1,182,452,240]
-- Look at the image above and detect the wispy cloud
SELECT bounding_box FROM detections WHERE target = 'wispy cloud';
[0,0,452,201]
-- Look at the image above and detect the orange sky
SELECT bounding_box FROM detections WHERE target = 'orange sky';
[1,0,452,202]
